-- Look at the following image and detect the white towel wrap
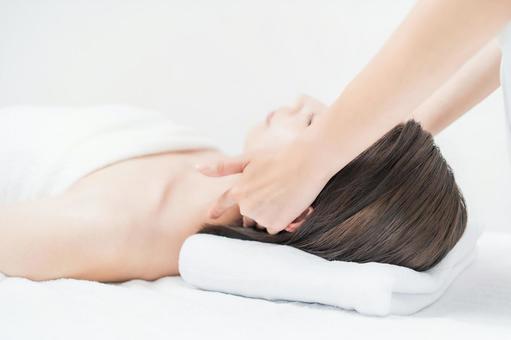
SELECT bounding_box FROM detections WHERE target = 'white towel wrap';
[0,105,217,204]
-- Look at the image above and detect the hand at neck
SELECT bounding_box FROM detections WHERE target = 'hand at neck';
[168,150,244,232]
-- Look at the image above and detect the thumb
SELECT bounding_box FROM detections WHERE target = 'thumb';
[196,155,249,177]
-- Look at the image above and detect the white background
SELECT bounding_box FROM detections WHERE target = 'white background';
[0,0,509,233]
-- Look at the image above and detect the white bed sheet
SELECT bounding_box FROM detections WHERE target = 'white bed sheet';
[0,232,509,340]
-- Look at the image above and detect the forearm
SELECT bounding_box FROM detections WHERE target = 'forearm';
[309,0,511,175]
[413,40,502,135]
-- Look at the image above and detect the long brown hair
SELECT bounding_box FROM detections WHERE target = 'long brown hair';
[199,120,467,272]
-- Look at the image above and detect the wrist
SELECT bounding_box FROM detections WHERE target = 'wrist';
[293,127,344,184]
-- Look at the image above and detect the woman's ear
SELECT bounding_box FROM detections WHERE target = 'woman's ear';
[284,207,314,232]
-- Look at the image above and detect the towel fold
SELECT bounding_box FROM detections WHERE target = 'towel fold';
[179,223,481,316]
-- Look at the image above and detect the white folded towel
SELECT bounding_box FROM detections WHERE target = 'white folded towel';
[0,106,216,204]
[179,223,481,316]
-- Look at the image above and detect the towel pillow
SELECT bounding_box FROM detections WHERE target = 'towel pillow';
[179,224,481,316]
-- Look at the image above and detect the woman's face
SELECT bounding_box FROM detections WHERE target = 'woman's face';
[244,95,327,153]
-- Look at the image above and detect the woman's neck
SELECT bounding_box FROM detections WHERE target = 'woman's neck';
[161,149,243,232]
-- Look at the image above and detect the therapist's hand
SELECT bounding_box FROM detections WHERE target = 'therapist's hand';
[197,136,333,234]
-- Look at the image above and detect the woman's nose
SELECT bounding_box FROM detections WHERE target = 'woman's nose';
[291,98,306,114]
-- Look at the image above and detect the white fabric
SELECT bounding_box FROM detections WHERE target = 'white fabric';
[179,224,481,316]
[0,106,216,204]
[0,231,508,339]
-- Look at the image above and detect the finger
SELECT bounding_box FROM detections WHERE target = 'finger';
[195,156,249,177]
[208,189,238,219]
[255,223,266,231]
[263,217,293,235]
[266,227,280,235]
[242,216,257,228]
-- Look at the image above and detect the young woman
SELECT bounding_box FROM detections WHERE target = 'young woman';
[0,96,466,282]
